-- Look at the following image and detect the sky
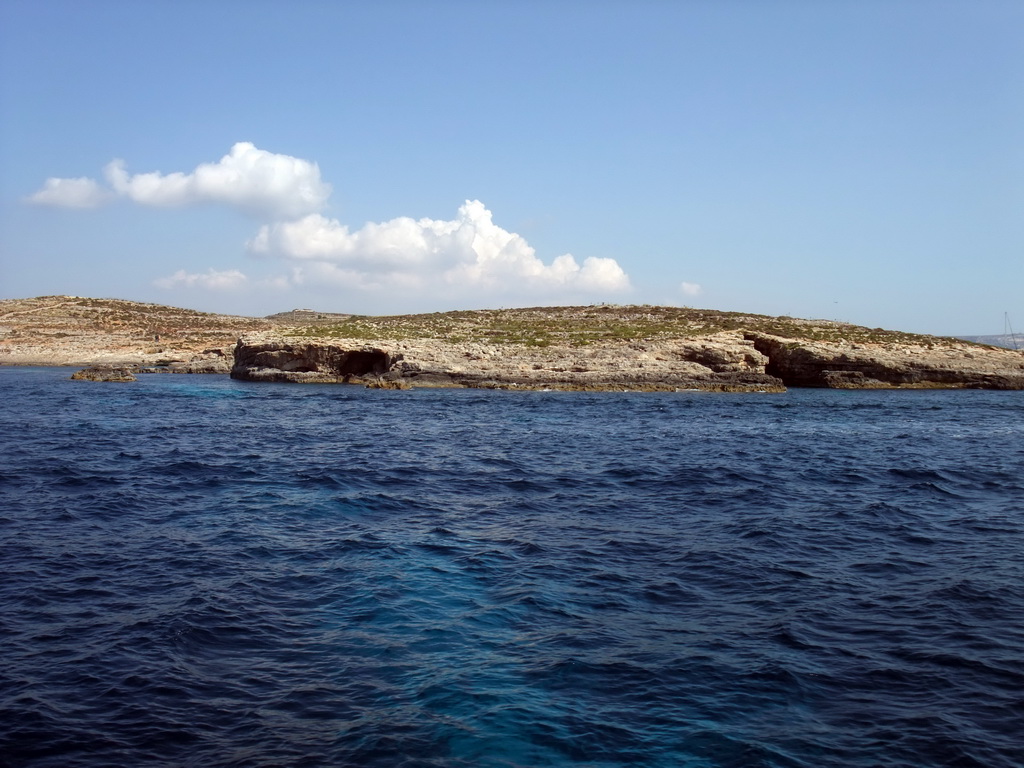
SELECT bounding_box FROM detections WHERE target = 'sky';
[1,0,1021,336]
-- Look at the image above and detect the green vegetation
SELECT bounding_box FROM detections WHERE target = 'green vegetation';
[279,304,961,348]
[2,296,976,353]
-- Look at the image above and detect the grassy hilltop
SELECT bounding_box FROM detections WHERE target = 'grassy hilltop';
[277,304,962,348]
[0,295,997,366]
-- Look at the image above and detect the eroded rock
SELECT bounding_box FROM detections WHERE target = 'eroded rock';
[230,336,398,383]
[70,366,137,382]
[746,333,1024,389]
[230,332,786,392]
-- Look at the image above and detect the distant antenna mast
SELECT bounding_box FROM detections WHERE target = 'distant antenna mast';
[1006,312,1020,351]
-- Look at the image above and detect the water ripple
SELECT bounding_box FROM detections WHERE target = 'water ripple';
[1,370,1023,767]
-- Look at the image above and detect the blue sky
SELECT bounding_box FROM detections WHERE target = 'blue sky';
[1,0,1021,335]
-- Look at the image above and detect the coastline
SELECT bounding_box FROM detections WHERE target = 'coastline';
[3,296,1024,391]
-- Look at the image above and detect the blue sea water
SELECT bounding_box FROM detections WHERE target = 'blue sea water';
[1,367,1023,768]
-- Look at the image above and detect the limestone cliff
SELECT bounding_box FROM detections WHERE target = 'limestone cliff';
[230,331,786,392]
[231,322,1024,392]
[230,337,396,383]
[746,333,1024,389]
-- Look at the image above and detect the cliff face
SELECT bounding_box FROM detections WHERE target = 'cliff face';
[230,330,1024,392]
[230,331,787,392]
[746,334,1024,389]
[230,338,396,383]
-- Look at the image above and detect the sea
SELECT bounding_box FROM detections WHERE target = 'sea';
[1,366,1022,768]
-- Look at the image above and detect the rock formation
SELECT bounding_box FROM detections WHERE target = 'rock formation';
[231,327,1024,392]
[746,333,1024,389]
[70,366,137,382]
[230,331,786,392]
[230,337,396,383]
[137,348,234,374]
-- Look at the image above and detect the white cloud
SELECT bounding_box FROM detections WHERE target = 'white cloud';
[27,177,111,208]
[250,199,631,295]
[30,144,634,304]
[154,268,249,291]
[680,281,702,297]
[29,142,330,218]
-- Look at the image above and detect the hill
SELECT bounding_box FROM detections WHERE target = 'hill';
[3,296,1023,390]
[0,295,272,366]
[957,334,1021,351]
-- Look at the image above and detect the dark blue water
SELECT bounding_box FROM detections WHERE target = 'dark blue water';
[2,367,1023,768]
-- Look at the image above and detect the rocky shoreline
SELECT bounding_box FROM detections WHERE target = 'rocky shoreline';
[4,296,1023,391]
[746,333,1024,390]
[228,332,787,391]
[229,330,1024,392]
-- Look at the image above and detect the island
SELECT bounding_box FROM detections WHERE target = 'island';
[3,296,1022,391]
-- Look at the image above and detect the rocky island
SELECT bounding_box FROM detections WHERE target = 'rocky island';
[3,296,1023,391]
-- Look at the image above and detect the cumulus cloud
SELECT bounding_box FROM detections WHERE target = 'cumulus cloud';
[153,268,249,291]
[249,199,630,295]
[27,177,112,208]
[29,142,330,218]
[30,143,633,303]
[680,281,702,297]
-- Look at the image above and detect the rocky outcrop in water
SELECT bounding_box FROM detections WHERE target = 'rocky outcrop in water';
[70,366,137,382]
[230,337,397,384]
[230,332,786,392]
[746,333,1024,389]
[230,329,1024,392]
